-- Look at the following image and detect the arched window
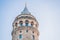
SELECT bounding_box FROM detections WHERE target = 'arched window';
[15,23,17,27]
[20,31,22,33]
[19,21,23,26]
[32,35,35,40]
[32,31,34,33]
[25,20,29,26]
[31,21,34,26]
[19,34,22,39]
[26,30,28,32]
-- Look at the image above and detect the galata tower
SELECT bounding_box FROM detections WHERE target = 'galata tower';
[12,4,39,40]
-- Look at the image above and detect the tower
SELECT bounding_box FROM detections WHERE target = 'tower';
[12,4,39,40]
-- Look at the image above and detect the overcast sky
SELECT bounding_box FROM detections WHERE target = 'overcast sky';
[0,0,60,40]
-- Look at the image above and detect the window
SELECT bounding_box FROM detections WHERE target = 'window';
[31,24,33,26]
[15,23,17,27]
[25,20,29,26]
[26,23,28,26]
[26,30,28,32]
[19,21,23,26]
[20,23,23,26]
[31,21,34,26]
[32,31,34,33]
[19,34,22,39]
[26,16,28,17]
[20,31,22,33]
[32,35,35,40]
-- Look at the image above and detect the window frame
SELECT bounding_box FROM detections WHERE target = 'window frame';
[25,20,29,26]
[19,34,22,39]
[19,21,23,26]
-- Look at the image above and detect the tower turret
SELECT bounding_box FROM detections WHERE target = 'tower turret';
[12,4,39,40]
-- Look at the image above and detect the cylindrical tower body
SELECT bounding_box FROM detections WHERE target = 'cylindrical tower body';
[12,5,39,40]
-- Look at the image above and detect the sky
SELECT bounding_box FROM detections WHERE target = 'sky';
[0,0,60,40]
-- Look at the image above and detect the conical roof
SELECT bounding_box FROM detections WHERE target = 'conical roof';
[14,4,39,25]
[21,4,30,14]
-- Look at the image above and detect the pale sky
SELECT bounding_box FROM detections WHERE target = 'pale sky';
[0,0,60,40]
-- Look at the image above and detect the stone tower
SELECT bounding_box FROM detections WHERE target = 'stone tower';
[12,4,39,40]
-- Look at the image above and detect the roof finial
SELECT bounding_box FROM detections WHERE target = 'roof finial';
[21,2,31,14]
[25,2,27,8]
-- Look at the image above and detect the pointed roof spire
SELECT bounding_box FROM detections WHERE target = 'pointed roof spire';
[21,3,30,14]
[25,2,27,8]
